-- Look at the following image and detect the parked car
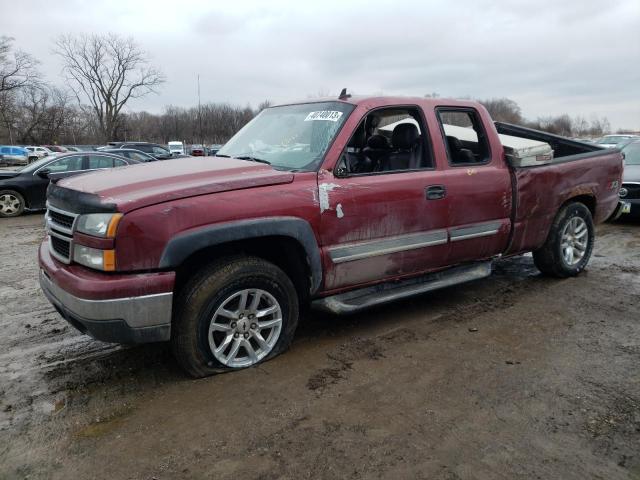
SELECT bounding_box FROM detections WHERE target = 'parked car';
[62,146,82,152]
[190,144,205,156]
[207,144,223,156]
[25,146,57,160]
[0,152,139,217]
[0,146,30,166]
[617,141,640,219]
[103,142,173,160]
[43,145,69,154]
[38,95,622,377]
[103,148,157,162]
[168,141,185,156]
[595,134,638,148]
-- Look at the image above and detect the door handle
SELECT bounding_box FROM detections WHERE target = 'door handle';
[426,185,446,200]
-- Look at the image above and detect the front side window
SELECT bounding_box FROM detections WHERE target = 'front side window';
[437,109,491,165]
[46,156,83,172]
[335,107,433,176]
[217,101,354,171]
[128,151,149,162]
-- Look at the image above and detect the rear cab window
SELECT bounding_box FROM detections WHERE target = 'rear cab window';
[436,108,491,166]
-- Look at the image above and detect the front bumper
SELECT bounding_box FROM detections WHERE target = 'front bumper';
[39,242,175,344]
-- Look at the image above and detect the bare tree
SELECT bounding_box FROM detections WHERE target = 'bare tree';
[0,37,40,143]
[54,33,164,142]
[478,98,523,124]
[0,36,39,94]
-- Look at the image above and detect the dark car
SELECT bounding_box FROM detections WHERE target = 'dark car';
[207,144,223,156]
[103,148,157,162]
[105,142,172,160]
[618,141,640,219]
[0,152,139,217]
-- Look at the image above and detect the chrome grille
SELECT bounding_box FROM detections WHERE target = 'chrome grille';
[46,204,78,263]
[50,235,71,259]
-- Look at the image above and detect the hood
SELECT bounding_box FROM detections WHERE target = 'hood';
[623,164,640,183]
[0,171,21,179]
[57,157,294,212]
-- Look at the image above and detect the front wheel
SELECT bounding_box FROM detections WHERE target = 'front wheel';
[533,202,594,277]
[0,190,25,217]
[171,256,299,377]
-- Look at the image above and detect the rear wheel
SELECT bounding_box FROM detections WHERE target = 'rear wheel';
[171,256,299,377]
[0,190,25,217]
[533,202,594,277]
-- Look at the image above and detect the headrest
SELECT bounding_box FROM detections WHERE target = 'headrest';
[392,123,419,149]
[365,115,381,135]
[348,123,366,149]
[446,135,462,152]
[366,134,390,149]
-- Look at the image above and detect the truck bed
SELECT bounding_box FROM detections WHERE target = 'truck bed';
[495,122,605,165]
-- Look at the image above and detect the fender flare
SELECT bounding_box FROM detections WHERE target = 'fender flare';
[158,216,323,294]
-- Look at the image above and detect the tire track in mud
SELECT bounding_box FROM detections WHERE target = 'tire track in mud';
[305,257,550,395]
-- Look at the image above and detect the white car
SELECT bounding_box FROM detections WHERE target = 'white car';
[168,141,185,156]
[594,135,638,148]
[25,146,57,159]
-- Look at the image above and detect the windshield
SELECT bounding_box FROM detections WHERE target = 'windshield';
[623,142,640,165]
[217,101,354,171]
[17,157,53,172]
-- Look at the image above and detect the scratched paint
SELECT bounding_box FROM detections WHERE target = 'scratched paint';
[319,183,339,213]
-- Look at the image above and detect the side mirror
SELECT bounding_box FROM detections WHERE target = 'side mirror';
[37,168,51,179]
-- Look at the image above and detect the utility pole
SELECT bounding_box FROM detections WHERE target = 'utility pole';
[198,74,204,153]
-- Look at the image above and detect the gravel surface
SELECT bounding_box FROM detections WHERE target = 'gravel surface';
[0,213,638,479]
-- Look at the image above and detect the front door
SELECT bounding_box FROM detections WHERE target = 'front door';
[318,106,450,292]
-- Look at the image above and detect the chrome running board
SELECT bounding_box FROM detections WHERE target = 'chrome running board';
[312,261,492,315]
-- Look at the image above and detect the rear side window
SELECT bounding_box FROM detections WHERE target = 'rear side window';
[436,108,491,165]
[113,158,126,167]
[88,156,115,169]
[0,147,8,154]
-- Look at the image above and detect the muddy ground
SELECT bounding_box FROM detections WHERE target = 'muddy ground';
[0,213,638,480]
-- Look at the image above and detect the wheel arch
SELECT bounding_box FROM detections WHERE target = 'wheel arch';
[160,217,322,301]
[563,194,596,216]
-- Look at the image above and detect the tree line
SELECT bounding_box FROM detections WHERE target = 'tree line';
[0,33,624,147]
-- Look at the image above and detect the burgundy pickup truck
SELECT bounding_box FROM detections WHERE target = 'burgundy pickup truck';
[39,95,623,377]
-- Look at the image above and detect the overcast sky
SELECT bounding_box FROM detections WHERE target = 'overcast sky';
[1,0,638,129]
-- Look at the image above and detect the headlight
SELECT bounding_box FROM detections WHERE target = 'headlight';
[73,245,116,271]
[76,213,122,238]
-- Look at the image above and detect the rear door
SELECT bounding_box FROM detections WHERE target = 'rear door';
[434,107,512,264]
[319,105,451,291]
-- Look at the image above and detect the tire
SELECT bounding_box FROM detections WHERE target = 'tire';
[533,202,594,278]
[171,256,299,378]
[0,190,25,218]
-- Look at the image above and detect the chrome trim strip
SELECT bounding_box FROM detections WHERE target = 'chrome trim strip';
[40,269,173,328]
[450,221,503,242]
[329,230,448,264]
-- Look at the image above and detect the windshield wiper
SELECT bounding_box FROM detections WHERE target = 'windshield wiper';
[235,155,271,165]
[215,153,231,158]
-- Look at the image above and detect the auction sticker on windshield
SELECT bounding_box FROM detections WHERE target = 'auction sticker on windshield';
[304,111,344,122]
